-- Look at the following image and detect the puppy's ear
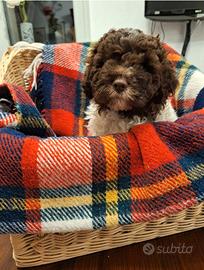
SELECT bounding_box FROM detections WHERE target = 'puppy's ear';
[82,29,119,99]
[145,45,178,117]
[146,42,178,102]
[150,65,178,119]
[160,60,178,98]
[82,45,96,99]
[82,43,104,99]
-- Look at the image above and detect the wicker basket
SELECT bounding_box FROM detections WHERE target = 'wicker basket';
[1,46,204,268]
[0,44,40,91]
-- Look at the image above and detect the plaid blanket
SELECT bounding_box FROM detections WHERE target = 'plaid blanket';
[0,43,204,234]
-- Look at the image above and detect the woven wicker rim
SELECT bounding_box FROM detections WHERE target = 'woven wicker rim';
[0,45,40,91]
[10,201,204,267]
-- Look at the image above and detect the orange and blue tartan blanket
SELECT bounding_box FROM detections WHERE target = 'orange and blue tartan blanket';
[0,43,204,233]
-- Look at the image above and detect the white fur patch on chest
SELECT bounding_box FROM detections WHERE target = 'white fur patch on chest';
[85,102,146,136]
[85,100,178,136]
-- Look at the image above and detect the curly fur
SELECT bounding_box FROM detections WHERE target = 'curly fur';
[82,28,178,135]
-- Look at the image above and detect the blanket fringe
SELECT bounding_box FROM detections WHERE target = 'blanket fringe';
[24,53,43,90]
[12,41,44,51]
[12,42,43,90]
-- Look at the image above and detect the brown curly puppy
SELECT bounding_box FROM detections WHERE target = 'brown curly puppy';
[83,28,178,136]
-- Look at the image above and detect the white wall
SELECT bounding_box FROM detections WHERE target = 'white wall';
[0,1,10,57]
[75,0,204,71]
[73,0,91,42]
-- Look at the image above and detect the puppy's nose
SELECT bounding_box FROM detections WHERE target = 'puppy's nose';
[113,79,127,93]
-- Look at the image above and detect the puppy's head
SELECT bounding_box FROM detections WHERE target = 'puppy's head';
[82,28,178,118]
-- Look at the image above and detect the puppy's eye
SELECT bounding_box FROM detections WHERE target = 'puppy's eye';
[132,77,137,83]
[112,52,121,60]
[95,62,102,68]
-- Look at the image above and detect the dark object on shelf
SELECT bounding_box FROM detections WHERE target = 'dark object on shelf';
[34,27,46,43]
[145,1,204,21]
